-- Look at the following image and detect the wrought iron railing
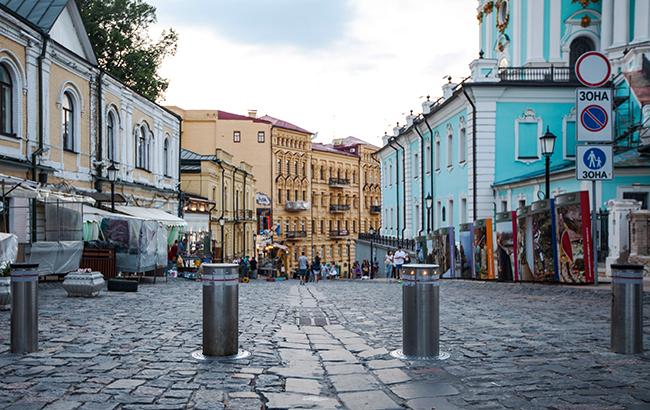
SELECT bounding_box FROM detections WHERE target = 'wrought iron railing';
[498,66,572,83]
[285,201,310,212]
[329,229,350,238]
[358,233,416,251]
[329,178,350,187]
[329,204,351,213]
[285,231,307,240]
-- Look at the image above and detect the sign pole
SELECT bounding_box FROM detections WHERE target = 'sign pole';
[592,180,598,286]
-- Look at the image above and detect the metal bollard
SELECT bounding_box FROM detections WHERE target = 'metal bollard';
[611,264,644,354]
[202,263,239,357]
[398,264,446,359]
[10,263,40,354]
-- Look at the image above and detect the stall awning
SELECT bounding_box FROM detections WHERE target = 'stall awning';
[115,206,187,227]
[183,212,210,233]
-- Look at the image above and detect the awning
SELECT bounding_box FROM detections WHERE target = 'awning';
[83,205,135,223]
[183,212,210,233]
[115,205,187,227]
[86,192,127,203]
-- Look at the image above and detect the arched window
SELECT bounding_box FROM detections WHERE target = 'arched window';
[569,36,595,69]
[136,124,147,169]
[62,92,75,151]
[163,137,170,176]
[146,131,154,171]
[107,112,116,162]
[0,64,13,136]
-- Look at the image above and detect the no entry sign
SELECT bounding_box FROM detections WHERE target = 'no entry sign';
[575,51,611,88]
[576,88,612,142]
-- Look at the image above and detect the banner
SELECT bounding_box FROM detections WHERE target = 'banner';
[529,199,559,282]
[473,219,495,280]
[458,223,474,279]
[517,206,534,282]
[554,191,594,284]
[495,211,517,282]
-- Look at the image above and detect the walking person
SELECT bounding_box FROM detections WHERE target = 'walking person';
[312,255,322,283]
[393,247,407,279]
[361,260,370,279]
[384,252,393,279]
[298,252,309,285]
[249,257,258,279]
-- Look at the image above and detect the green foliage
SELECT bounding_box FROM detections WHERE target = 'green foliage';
[77,0,178,102]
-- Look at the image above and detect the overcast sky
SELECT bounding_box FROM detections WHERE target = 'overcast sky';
[155,0,478,146]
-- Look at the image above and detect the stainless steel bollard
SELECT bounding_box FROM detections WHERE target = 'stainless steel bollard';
[202,263,239,357]
[10,263,40,354]
[401,264,440,358]
[611,264,644,354]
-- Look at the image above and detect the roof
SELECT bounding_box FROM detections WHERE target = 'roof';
[180,148,217,162]
[312,143,358,158]
[217,110,271,124]
[625,70,650,105]
[0,0,68,33]
[259,115,312,134]
[115,205,186,227]
[334,136,379,150]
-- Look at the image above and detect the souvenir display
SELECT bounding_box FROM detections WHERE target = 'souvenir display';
[529,199,559,282]
[434,227,456,278]
[495,211,517,282]
[516,206,534,282]
[554,191,594,284]
[473,219,495,280]
[458,223,474,279]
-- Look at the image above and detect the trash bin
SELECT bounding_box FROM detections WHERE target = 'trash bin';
[611,264,644,354]
[401,264,440,358]
[201,263,239,357]
[10,263,39,354]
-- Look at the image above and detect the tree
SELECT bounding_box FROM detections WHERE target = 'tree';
[77,0,178,102]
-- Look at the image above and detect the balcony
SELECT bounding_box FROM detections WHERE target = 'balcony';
[234,209,255,221]
[285,201,310,212]
[329,204,351,213]
[370,205,381,214]
[329,229,350,238]
[285,231,307,241]
[498,66,572,83]
[329,178,350,188]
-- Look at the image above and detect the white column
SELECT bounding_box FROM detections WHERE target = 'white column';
[601,0,614,50]
[485,10,493,59]
[633,0,650,43]
[549,0,562,61]
[512,0,522,66]
[611,0,630,48]
[526,0,545,63]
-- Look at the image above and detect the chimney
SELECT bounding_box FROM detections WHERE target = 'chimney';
[422,96,433,115]
[406,110,415,127]
[248,109,257,119]
[393,122,401,137]
[442,76,457,100]
[382,132,390,146]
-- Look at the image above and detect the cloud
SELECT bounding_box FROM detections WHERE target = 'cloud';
[157,0,478,146]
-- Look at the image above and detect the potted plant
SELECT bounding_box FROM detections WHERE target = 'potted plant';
[62,268,105,297]
[0,261,11,310]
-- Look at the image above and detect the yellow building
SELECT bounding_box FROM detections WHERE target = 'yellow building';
[180,148,256,261]
[0,0,181,243]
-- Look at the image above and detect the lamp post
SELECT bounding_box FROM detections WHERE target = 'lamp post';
[425,194,433,234]
[219,217,225,263]
[369,227,375,278]
[540,127,557,200]
[346,238,351,279]
[107,162,118,212]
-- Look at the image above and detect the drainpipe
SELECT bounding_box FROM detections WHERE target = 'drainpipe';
[462,87,477,221]
[94,70,103,193]
[217,160,225,262]
[387,138,400,242]
[413,122,425,238]
[177,119,183,217]
[232,167,238,258]
[243,171,247,256]
[423,117,435,233]
[391,138,407,244]
[31,35,49,242]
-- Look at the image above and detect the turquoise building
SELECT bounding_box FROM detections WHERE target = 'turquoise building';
[376,0,650,243]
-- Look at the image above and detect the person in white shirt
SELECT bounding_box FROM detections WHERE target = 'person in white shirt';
[393,247,407,279]
[384,252,394,279]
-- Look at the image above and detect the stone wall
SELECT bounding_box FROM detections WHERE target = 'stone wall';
[629,210,650,276]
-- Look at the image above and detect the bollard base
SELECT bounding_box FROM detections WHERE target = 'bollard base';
[191,349,251,361]
[390,349,450,361]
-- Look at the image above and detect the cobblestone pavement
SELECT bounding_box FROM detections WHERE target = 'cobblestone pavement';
[1,279,649,409]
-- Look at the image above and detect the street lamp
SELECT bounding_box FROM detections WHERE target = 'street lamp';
[425,193,433,233]
[219,217,225,262]
[107,161,118,212]
[346,238,351,279]
[540,126,557,200]
[369,227,375,278]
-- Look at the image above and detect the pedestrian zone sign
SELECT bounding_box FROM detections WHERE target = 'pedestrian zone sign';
[576,145,613,181]
[576,88,612,142]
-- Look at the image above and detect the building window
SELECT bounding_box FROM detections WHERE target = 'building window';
[623,192,649,210]
[257,131,265,143]
[277,159,282,174]
[435,136,441,171]
[302,190,306,201]
[461,198,467,223]
[286,190,290,202]
[436,201,442,228]
[233,131,241,143]
[442,206,446,224]
[518,199,526,208]
[415,204,420,232]
[447,126,453,168]
[286,160,290,175]
[278,189,282,204]
[0,64,14,136]
[62,92,75,151]
[106,112,115,162]
[294,161,298,175]
[501,200,508,212]
[163,137,170,176]
[136,124,150,169]
[459,127,467,163]
[413,153,419,178]
[448,199,454,226]
[389,164,393,185]
[515,109,541,162]
[425,142,431,173]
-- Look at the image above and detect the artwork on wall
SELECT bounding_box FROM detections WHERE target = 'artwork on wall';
[459,223,474,279]
[554,191,594,284]
[496,211,517,282]
[473,219,495,280]
[529,199,559,283]
[517,206,534,282]
[434,227,456,278]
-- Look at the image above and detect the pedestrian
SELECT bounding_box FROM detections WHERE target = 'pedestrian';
[322,263,330,279]
[352,261,361,279]
[298,252,309,285]
[329,264,339,279]
[249,257,258,279]
[361,260,370,279]
[312,255,321,283]
[393,247,407,279]
[178,238,187,255]
[384,252,393,279]
[168,240,178,273]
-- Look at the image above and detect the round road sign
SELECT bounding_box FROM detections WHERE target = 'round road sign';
[575,51,611,87]
[580,104,608,132]
[582,147,607,170]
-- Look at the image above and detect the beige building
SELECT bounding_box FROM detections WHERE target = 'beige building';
[0,0,181,243]
[180,148,256,261]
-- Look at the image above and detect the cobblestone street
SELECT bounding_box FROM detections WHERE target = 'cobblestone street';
[1,279,649,409]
